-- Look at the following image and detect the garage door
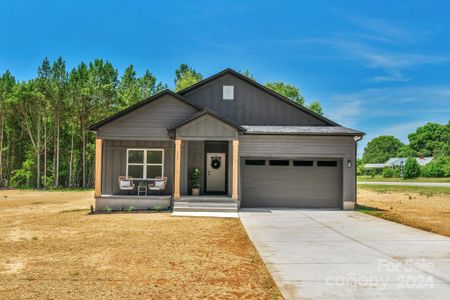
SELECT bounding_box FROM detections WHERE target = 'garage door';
[241,158,342,208]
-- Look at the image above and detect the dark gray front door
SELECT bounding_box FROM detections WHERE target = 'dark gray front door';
[241,158,342,208]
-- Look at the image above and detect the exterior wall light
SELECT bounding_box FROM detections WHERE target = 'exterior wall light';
[347,160,351,168]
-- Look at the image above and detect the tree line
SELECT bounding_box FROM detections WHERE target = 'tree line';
[0,60,323,189]
[359,122,450,178]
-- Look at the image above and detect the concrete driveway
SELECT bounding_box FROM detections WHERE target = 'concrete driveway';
[239,209,450,299]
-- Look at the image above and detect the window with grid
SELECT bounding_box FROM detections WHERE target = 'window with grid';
[126,149,164,179]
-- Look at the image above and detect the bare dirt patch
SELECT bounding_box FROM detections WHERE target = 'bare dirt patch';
[358,187,450,237]
[0,190,282,299]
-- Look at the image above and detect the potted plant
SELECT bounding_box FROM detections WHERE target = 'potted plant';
[191,168,201,196]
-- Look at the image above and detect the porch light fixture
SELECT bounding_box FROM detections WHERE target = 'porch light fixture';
[347,160,351,168]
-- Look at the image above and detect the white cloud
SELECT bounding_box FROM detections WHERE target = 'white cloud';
[356,120,433,158]
[319,85,450,137]
[379,121,427,142]
[327,85,450,107]
[295,12,449,83]
[369,70,408,82]
[298,37,449,82]
[341,13,417,44]
[325,100,362,127]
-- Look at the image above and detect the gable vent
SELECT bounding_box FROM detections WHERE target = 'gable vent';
[223,85,234,100]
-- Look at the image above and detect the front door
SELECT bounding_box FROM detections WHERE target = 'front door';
[206,153,226,192]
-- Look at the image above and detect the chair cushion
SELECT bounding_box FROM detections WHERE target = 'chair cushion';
[154,180,165,189]
[120,180,133,188]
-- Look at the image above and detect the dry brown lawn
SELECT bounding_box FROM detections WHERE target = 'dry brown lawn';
[358,187,450,237]
[0,190,282,299]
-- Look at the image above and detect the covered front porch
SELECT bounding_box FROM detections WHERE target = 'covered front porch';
[94,109,243,213]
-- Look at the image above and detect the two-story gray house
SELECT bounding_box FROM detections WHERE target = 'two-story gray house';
[89,68,364,215]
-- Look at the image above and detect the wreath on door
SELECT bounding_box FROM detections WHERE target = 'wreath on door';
[211,156,221,169]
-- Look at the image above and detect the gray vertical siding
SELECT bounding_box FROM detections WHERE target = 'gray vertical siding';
[182,73,327,126]
[239,135,357,204]
[187,141,205,195]
[97,94,198,140]
[181,141,188,195]
[101,140,174,195]
[176,115,238,140]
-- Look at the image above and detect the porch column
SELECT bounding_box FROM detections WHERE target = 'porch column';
[232,140,239,201]
[94,138,102,198]
[173,139,181,200]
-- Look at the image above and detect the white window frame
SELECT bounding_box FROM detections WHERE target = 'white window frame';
[126,149,164,179]
[223,85,234,100]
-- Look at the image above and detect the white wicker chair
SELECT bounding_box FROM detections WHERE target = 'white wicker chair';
[118,176,135,191]
[148,176,167,195]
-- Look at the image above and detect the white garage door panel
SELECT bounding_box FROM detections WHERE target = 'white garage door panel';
[241,159,342,208]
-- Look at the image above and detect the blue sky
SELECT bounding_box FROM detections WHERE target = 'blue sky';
[1,0,450,156]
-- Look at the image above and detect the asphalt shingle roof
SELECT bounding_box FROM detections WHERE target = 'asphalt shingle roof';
[242,125,364,136]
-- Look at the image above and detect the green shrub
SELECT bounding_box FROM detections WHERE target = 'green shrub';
[364,168,380,177]
[392,167,401,178]
[10,157,34,187]
[421,156,450,177]
[445,163,450,177]
[403,158,421,179]
[382,168,393,178]
[356,159,364,176]
[41,176,54,189]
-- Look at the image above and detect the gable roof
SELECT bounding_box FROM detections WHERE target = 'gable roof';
[177,68,339,126]
[89,89,203,131]
[168,108,246,132]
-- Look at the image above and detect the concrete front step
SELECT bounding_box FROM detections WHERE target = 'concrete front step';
[172,211,239,218]
[175,201,237,208]
[178,196,234,203]
[173,196,238,217]
[173,206,237,213]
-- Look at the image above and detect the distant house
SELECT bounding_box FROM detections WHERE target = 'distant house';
[364,157,434,169]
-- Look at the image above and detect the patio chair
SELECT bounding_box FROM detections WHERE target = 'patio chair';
[148,176,167,195]
[118,176,135,192]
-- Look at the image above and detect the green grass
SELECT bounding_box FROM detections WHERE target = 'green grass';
[358,184,450,196]
[60,208,91,213]
[355,204,386,217]
[356,204,432,232]
[357,175,450,183]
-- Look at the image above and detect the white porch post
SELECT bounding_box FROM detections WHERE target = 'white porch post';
[173,139,181,200]
[232,140,239,201]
